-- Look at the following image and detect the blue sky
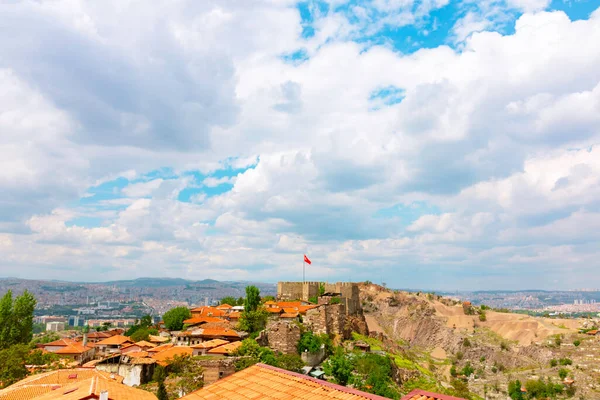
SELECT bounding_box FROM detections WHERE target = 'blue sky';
[1,0,600,289]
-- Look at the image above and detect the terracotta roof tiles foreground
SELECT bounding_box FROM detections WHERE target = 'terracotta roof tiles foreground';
[151,346,194,366]
[190,339,229,349]
[33,376,157,400]
[180,363,391,399]
[400,389,467,400]
[0,369,124,400]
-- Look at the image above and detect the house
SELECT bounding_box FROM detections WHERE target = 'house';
[585,329,599,336]
[32,376,157,399]
[191,339,229,356]
[94,335,133,355]
[148,335,170,345]
[401,390,466,400]
[182,316,224,328]
[179,363,391,399]
[121,341,156,354]
[94,354,157,387]
[190,306,227,319]
[151,346,194,366]
[54,342,95,364]
[38,339,95,364]
[0,369,132,400]
[206,341,242,356]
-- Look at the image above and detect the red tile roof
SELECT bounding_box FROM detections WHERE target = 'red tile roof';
[180,363,390,399]
[183,316,225,325]
[206,341,242,355]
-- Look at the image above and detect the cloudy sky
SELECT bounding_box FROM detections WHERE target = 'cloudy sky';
[1,0,599,290]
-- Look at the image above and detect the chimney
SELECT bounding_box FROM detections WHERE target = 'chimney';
[99,391,108,400]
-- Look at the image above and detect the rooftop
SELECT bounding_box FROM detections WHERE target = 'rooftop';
[0,369,123,400]
[179,363,391,399]
[33,376,157,400]
[95,335,132,346]
[207,341,242,355]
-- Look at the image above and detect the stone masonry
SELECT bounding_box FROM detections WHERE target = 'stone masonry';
[277,281,319,302]
[266,321,301,355]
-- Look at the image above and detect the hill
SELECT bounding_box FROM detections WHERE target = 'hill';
[359,283,600,399]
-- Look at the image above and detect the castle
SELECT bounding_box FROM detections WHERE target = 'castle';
[276,281,361,316]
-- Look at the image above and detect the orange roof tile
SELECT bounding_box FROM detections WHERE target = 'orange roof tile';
[125,351,149,358]
[151,346,194,366]
[264,301,277,306]
[190,306,227,317]
[147,343,174,353]
[54,343,93,355]
[0,369,124,400]
[183,316,224,325]
[33,376,157,400]
[148,335,169,343]
[280,313,299,318]
[216,304,233,309]
[400,389,467,400]
[41,338,79,348]
[276,301,303,308]
[228,312,241,319]
[207,341,242,355]
[95,335,132,346]
[197,328,240,338]
[191,339,230,349]
[266,307,283,314]
[134,340,157,348]
[180,363,391,399]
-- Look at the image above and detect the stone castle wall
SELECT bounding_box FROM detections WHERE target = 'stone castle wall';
[266,321,301,355]
[277,281,320,301]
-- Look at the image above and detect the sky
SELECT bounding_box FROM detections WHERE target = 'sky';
[1,0,600,290]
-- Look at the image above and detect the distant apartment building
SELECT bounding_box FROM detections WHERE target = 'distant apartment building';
[46,321,66,332]
[34,315,67,324]
[69,315,86,327]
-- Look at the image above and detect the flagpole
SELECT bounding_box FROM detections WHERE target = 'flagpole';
[303,259,305,283]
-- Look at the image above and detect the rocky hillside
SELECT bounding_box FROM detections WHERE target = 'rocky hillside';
[358,283,600,399]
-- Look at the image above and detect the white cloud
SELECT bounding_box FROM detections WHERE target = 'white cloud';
[1,3,600,288]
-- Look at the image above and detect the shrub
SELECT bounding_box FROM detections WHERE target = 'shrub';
[461,362,474,377]
[550,359,558,367]
[480,356,486,362]
[298,332,323,354]
[323,349,354,386]
[500,341,509,351]
[559,368,569,379]
[479,311,487,322]
[329,297,341,305]
[450,365,457,377]
[462,337,471,347]
[559,358,572,366]
[554,335,562,346]
[455,351,464,360]
[573,339,581,347]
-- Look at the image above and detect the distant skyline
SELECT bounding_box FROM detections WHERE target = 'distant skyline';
[1,1,600,290]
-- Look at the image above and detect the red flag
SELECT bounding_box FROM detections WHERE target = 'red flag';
[304,254,312,265]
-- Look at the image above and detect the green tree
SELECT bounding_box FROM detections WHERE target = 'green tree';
[461,362,474,377]
[153,365,167,382]
[156,381,168,400]
[261,295,276,303]
[507,380,524,400]
[238,309,268,333]
[0,290,37,349]
[220,296,239,306]
[323,349,354,386]
[162,306,192,331]
[298,332,323,354]
[573,339,581,347]
[130,327,159,342]
[274,354,304,373]
[550,359,558,367]
[244,286,261,312]
[140,315,153,328]
[0,344,30,388]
